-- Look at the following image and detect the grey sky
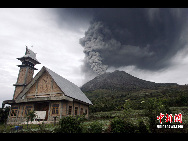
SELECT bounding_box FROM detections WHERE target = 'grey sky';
[1,8,188,107]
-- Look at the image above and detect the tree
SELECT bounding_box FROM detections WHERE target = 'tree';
[138,120,148,133]
[143,98,170,133]
[123,99,132,119]
[26,110,36,129]
[0,106,10,124]
[110,117,136,133]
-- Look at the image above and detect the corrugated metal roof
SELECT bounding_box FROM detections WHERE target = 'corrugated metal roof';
[45,67,92,105]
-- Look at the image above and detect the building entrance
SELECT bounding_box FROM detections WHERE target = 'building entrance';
[34,102,49,121]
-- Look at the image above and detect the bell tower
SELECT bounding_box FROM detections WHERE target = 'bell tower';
[13,46,40,100]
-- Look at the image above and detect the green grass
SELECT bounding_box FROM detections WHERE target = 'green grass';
[89,106,188,126]
[81,119,110,132]
[0,123,58,133]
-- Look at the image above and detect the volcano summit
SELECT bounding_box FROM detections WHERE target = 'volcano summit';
[81,70,178,92]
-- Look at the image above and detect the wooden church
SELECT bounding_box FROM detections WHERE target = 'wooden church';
[3,47,92,124]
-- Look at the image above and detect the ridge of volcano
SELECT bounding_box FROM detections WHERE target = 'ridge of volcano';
[81,70,178,92]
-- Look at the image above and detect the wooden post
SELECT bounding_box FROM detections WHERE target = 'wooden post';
[7,106,12,124]
[79,103,80,116]
[15,105,19,124]
[53,116,56,126]
[72,100,74,116]
[20,104,24,123]
[48,102,51,121]
[60,101,62,119]
[66,101,68,116]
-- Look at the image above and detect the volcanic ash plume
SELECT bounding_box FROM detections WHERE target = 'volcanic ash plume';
[79,21,108,75]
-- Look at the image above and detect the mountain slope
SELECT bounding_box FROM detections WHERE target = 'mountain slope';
[81,70,178,92]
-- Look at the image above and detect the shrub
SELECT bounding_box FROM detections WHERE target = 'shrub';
[110,117,136,133]
[0,107,10,124]
[57,116,82,133]
[124,121,137,133]
[138,120,148,133]
[143,98,169,133]
[110,117,125,133]
[87,121,103,133]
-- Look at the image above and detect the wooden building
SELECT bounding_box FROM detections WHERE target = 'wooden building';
[2,47,92,124]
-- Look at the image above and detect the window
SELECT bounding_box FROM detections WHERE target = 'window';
[75,107,78,116]
[25,105,33,116]
[11,107,18,117]
[68,106,72,115]
[52,104,59,115]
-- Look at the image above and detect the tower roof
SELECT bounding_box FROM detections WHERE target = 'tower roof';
[17,47,40,64]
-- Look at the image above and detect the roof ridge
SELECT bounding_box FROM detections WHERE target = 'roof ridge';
[44,66,78,87]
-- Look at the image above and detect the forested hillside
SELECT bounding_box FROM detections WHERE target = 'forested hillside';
[81,70,187,113]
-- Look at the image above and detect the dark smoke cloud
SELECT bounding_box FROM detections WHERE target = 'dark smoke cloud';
[79,20,155,75]
[55,8,188,76]
[50,8,93,33]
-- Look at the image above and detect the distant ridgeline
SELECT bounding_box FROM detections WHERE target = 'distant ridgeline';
[81,70,178,92]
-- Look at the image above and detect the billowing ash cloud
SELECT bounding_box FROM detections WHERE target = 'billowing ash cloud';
[79,20,155,74]
[54,8,188,77]
[78,8,188,75]
[79,21,109,75]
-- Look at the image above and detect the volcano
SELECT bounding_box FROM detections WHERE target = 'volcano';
[81,70,178,92]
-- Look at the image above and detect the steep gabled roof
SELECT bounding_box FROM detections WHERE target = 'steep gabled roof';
[16,66,92,105]
[45,67,92,105]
